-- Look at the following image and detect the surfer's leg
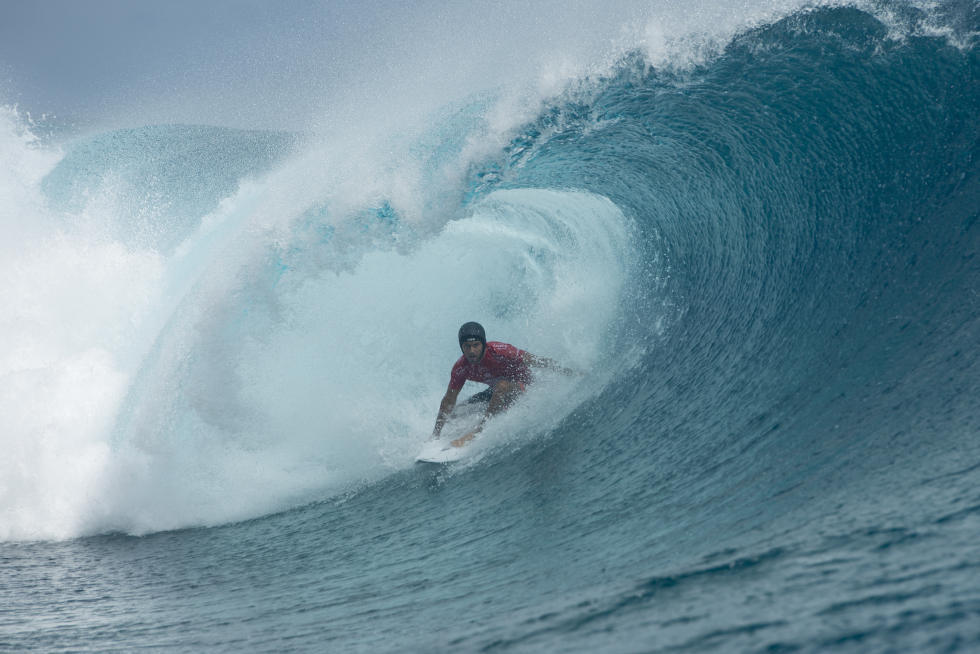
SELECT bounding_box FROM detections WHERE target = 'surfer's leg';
[464,387,494,405]
[452,381,522,448]
[487,379,521,416]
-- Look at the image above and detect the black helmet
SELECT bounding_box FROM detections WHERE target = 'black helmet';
[458,321,486,347]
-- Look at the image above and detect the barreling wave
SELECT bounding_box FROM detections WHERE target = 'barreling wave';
[1,3,978,652]
[0,3,976,551]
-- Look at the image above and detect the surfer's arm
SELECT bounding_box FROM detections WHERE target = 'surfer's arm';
[432,387,461,439]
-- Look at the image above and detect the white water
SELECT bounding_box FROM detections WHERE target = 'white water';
[1,97,634,539]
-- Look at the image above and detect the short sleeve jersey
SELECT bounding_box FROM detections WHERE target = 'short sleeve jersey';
[448,341,532,391]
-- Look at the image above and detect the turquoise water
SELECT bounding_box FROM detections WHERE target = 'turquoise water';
[1,3,978,651]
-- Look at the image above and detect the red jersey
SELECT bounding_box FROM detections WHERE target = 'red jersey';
[448,341,532,391]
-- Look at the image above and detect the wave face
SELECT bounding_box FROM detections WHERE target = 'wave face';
[1,3,979,652]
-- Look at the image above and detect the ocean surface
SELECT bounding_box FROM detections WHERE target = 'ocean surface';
[2,2,979,652]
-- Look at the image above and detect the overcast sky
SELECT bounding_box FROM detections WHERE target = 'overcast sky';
[0,0,658,132]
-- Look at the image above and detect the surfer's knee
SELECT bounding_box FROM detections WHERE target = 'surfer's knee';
[489,379,520,412]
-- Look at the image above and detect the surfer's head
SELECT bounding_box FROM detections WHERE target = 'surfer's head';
[458,321,486,363]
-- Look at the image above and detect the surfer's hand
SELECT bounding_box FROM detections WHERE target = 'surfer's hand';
[451,432,476,448]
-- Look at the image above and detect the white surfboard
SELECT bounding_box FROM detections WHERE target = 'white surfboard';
[415,439,469,464]
[415,394,485,463]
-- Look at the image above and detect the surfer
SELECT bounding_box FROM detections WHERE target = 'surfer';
[432,321,577,448]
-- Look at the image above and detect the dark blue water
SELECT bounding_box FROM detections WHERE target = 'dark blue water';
[2,4,979,652]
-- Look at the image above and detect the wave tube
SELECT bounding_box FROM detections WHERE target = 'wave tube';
[1,126,638,540]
